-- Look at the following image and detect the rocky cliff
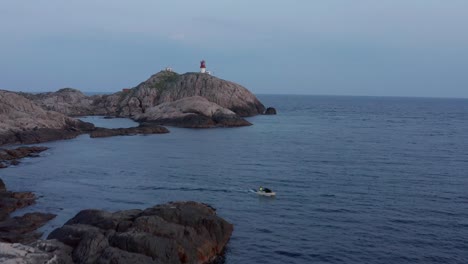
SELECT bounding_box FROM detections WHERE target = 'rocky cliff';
[0,90,94,145]
[114,71,265,117]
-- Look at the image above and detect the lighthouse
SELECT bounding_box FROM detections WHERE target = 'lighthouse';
[200,60,206,73]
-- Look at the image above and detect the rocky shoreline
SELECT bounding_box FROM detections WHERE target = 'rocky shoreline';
[0,178,56,244]
[0,191,233,263]
[0,146,48,169]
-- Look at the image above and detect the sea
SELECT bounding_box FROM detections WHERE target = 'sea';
[2,95,468,264]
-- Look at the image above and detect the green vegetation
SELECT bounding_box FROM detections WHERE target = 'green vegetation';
[150,72,179,92]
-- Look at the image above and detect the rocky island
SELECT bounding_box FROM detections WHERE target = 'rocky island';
[23,71,268,128]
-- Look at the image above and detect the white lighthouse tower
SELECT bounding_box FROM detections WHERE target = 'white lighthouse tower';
[200,60,206,73]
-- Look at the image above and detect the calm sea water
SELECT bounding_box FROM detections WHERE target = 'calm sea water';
[2,95,468,264]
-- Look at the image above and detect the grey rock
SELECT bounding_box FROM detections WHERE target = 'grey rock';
[0,90,95,146]
[136,96,251,128]
[0,242,73,264]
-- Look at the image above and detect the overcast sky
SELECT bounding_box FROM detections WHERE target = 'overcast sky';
[1,1,467,97]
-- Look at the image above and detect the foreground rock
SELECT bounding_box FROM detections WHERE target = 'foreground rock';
[136,96,252,128]
[90,125,169,138]
[0,90,95,146]
[0,178,56,243]
[0,240,73,264]
[0,146,48,169]
[46,202,233,264]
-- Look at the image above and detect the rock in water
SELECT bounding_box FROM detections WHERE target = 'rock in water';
[90,125,169,138]
[264,107,277,115]
[48,202,233,264]
[136,96,252,128]
[0,146,48,169]
[0,178,57,243]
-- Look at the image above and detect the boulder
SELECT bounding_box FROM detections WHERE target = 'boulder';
[136,96,252,128]
[264,107,277,115]
[48,202,233,264]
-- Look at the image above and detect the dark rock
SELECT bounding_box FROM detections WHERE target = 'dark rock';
[264,107,277,115]
[90,125,169,138]
[0,146,49,169]
[48,224,103,248]
[0,178,56,243]
[72,232,109,264]
[97,247,155,264]
[48,201,233,264]
[65,209,118,230]
[0,179,5,192]
[0,212,56,243]
[212,112,252,127]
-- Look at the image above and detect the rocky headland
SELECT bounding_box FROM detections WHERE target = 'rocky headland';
[23,71,269,128]
[0,90,95,146]
[0,89,170,146]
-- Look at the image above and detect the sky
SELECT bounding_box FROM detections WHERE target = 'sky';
[1,0,468,97]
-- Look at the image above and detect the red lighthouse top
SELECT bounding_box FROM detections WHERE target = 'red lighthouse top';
[200,60,206,68]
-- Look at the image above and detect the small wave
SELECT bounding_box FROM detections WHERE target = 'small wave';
[256,228,273,234]
[274,250,303,258]
[320,194,336,198]
[314,208,356,214]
